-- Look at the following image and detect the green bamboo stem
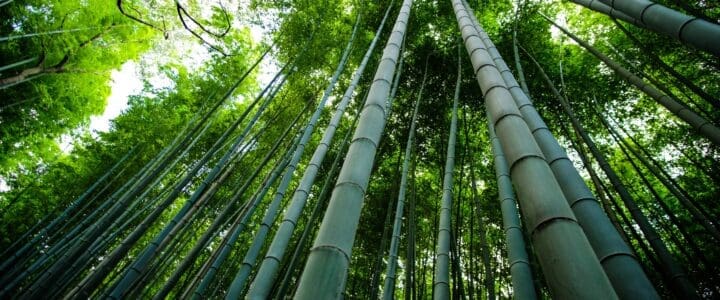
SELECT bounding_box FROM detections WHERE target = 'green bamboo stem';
[293,1,413,297]
[224,13,363,299]
[612,19,720,110]
[245,3,397,298]
[520,44,659,298]
[566,0,644,27]
[453,1,617,298]
[432,43,460,300]
[545,16,720,146]
[548,76,698,298]
[383,58,426,299]
[273,110,358,298]
[594,0,720,56]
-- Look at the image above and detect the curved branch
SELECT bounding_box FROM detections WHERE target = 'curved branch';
[176,3,228,56]
[117,0,166,35]
[175,0,231,38]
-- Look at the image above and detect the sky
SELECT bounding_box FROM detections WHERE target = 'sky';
[89,61,143,132]
[55,21,273,154]
[2,2,274,192]
[84,21,271,135]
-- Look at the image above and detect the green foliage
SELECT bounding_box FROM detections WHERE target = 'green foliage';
[0,0,156,179]
[1,0,718,298]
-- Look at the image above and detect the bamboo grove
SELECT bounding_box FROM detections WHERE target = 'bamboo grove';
[0,0,718,298]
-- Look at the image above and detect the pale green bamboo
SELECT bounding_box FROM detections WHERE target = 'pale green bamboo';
[463,1,653,296]
[0,57,37,71]
[566,0,644,27]
[0,145,136,276]
[600,115,720,242]
[547,74,698,298]
[452,1,617,298]
[486,114,537,300]
[382,59,426,300]
[19,50,274,298]
[517,45,659,298]
[245,3,397,298]
[545,17,720,147]
[188,143,294,299]
[0,25,132,42]
[593,0,720,56]
[512,0,531,97]
[293,0,413,298]
[604,42,712,121]
[224,12,363,299]
[273,108,359,298]
[432,44,460,300]
[612,19,720,110]
[81,69,290,298]
[149,113,305,299]
[103,73,291,300]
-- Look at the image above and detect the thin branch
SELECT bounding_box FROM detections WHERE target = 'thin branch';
[175,0,231,38]
[0,96,39,111]
[117,0,167,37]
[175,3,228,56]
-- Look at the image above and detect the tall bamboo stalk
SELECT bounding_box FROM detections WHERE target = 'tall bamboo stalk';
[432,42,461,300]
[566,0,643,27]
[224,13,363,300]
[293,1,413,298]
[612,19,720,110]
[452,1,617,298]
[16,48,275,298]
[150,106,312,299]
[587,0,720,56]
[188,132,298,299]
[599,114,720,242]
[486,112,537,300]
[546,78,698,298]
[545,16,720,146]
[521,45,659,299]
[245,3,397,298]
[383,59,426,299]
[465,1,652,297]
[273,110,359,298]
[100,72,292,300]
